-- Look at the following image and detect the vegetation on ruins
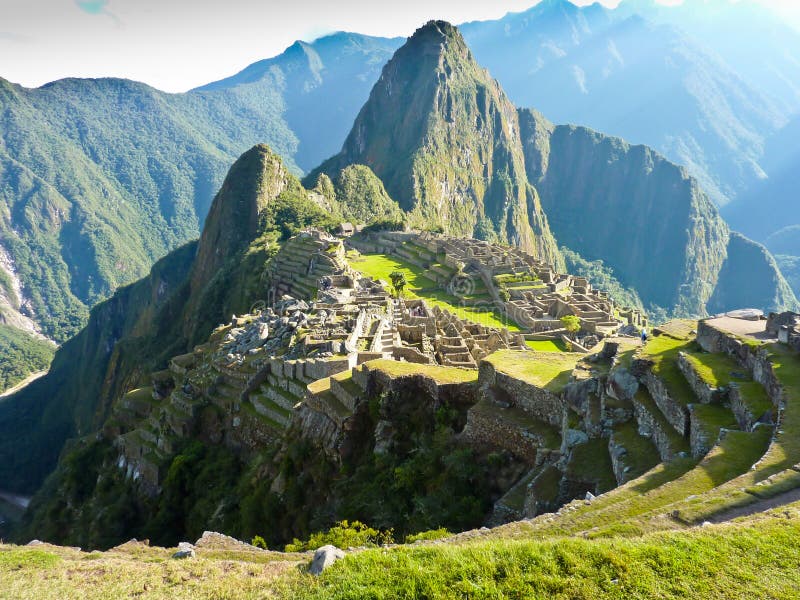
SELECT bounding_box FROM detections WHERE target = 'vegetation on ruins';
[389,270,408,298]
[284,520,394,552]
[560,315,581,337]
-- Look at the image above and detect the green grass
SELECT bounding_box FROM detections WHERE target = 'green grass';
[0,548,60,570]
[298,508,800,599]
[670,343,800,521]
[691,404,738,440]
[5,506,800,599]
[484,350,580,392]
[611,422,661,481]
[525,339,568,352]
[348,253,436,290]
[348,253,521,331]
[567,438,617,493]
[509,427,769,539]
[641,333,697,408]
[363,359,479,385]
[681,350,745,388]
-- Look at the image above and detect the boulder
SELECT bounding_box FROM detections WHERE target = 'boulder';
[172,542,196,559]
[309,545,346,575]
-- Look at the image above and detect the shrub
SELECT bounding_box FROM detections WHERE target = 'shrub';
[405,528,451,543]
[251,535,268,550]
[284,520,394,552]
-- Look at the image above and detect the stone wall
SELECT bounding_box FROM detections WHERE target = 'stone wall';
[460,402,558,464]
[639,369,689,436]
[677,353,727,405]
[697,320,784,410]
[688,405,717,458]
[631,394,681,462]
[729,383,773,431]
[479,361,564,428]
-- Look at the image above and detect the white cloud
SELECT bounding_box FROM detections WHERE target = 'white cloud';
[0,0,795,92]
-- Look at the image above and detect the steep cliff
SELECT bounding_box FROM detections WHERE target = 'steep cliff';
[707,233,797,314]
[309,21,562,267]
[518,109,797,316]
[0,145,324,493]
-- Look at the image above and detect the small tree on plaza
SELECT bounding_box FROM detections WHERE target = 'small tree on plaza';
[389,270,408,298]
[560,315,581,339]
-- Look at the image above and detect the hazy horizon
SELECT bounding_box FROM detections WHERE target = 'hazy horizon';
[1,0,798,93]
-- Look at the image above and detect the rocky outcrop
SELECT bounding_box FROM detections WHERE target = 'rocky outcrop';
[309,545,346,575]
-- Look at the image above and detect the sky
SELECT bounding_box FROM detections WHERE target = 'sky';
[1,0,798,93]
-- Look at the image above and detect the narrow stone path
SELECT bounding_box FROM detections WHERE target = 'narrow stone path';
[708,486,800,523]
[0,491,31,510]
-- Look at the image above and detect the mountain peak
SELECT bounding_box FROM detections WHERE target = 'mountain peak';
[192,144,296,286]
[402,20,469,61]
[308,22,562,265]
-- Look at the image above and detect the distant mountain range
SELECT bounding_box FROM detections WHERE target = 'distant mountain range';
[0,34,399,344]
[1,0,798,357]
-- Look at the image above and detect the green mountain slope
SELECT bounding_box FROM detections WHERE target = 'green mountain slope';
[461,0,790,207]
[0,33,398,342]
[0,324,53,394]
[518,109,798,316]
[0,145,331,494]
[309,21,562,267]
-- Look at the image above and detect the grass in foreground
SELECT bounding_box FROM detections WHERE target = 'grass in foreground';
[302,509,800,599]
[6,506,800,599]
[0,543,304,600]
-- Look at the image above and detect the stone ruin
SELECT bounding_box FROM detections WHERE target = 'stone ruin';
[109,228,654,521]
[768,311,800,351]
[347,230,647,350]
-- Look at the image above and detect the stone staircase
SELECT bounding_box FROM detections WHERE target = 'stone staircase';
[268,231,348,300]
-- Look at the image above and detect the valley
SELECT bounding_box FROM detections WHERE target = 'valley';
[1,3,800,597]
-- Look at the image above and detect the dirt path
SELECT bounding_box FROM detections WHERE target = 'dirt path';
[0,491,31,510]
[708,487,800,523]
[0,370,48,399]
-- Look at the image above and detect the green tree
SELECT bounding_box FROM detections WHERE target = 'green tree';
[474,217,498,243]
[560,315,581,338]
[389,270,408,298]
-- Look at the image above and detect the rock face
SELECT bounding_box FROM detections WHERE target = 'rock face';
[309,545,345,575]
[309,21,562,267]
[707,233,797,315]
[518,109,797,316]
[191,145,294,289]
[172,542,196,559]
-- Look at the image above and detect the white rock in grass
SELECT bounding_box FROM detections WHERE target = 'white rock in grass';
[172,541,196,559]
[309,545,345,575]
